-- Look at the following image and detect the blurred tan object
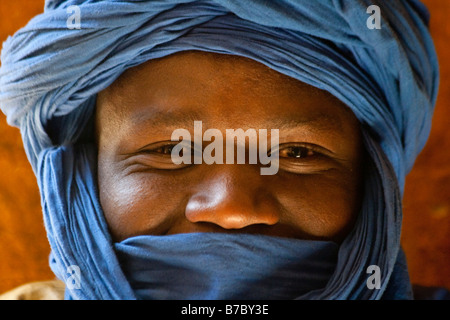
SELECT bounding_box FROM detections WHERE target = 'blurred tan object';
[0,280,65,300]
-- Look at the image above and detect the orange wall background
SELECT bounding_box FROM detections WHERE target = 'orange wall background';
[0,0,449,294]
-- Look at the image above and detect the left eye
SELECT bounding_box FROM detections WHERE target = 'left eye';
[279,146,316,159]
[272,144,334,174]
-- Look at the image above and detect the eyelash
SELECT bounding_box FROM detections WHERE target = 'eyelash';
[149,143,178,156]
[271,143,324,159]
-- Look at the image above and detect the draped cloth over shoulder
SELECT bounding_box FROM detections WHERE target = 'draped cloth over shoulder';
[0,0,439,300]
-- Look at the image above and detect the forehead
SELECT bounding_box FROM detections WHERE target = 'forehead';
[96,51,357,131]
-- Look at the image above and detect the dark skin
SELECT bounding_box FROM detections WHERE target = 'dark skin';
[96,51,365,243]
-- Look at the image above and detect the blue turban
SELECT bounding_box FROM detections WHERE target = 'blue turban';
[0,0,439,300]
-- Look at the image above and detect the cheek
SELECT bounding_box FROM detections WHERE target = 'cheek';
[275,170,362,242]
[98,167,188,241]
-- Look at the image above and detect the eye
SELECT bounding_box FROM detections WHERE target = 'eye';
[126,141,195,171]
[150,143,179,156]
[274,143,335,174]
[142,140,194,157]
[279,146,315,159]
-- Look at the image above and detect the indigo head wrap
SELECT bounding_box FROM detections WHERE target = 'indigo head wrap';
[0,0,439,300]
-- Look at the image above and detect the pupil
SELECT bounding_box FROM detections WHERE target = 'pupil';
[162,145,173,154]
[289,147,307,158]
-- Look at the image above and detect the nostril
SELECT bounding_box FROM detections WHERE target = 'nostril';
[185,198,280,230]
[209,214,253,230]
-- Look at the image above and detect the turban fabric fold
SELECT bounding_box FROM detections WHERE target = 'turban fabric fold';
[0,0,439,300]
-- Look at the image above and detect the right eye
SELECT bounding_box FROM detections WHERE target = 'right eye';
[147,143,180,156]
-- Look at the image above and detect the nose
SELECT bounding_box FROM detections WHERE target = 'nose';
[185,166,280,230]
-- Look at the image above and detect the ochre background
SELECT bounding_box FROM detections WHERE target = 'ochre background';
[0,0,449,294]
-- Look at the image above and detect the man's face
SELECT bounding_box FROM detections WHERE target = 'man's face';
[96,51,364,243]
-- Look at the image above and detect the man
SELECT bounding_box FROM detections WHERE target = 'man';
[0,0,439,299]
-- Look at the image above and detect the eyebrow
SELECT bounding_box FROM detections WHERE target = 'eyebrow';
[129,109,205,130]
[128,107,344,134]
[270,112,344,133]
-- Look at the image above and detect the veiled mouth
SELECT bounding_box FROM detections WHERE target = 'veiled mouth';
[152,222,336,243]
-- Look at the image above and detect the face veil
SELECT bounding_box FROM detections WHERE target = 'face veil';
[0,0,439,300]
